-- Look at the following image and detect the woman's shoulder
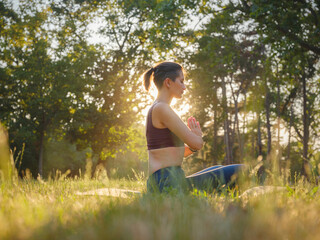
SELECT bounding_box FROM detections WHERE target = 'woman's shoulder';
[152,102,172,114]
[152,102,180,124]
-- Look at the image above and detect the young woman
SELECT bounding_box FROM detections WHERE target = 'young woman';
[144,62,243,193]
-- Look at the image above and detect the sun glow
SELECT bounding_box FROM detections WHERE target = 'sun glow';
[141,82,191,126]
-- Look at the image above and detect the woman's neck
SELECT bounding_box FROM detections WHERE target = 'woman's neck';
[156,91,173,105]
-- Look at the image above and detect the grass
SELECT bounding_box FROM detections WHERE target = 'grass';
[0,172,320,240]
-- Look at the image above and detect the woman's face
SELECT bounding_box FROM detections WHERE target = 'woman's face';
[170,71,186,99]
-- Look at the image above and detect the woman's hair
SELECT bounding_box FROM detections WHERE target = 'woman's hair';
[143,62,183,92]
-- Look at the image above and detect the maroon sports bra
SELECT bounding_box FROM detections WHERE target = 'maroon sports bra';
[146,103,184,150]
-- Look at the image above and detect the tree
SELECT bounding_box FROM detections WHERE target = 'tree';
[66,0,205,173]
[237,0,320,56]
[0,0,98,176]
[186,3,264,164]
[234,0,320,174]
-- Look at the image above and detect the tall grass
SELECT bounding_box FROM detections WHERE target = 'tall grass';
[1,124,320,239]
[0,170,319,240]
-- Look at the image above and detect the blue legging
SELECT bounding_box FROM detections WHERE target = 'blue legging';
[187,165,223,177]
[186,164,243,191]
[147,164,244,193]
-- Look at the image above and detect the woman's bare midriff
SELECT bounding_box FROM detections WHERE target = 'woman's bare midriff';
[148,146,185,175]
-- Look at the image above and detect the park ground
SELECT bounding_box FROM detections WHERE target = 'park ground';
[1,173,320,240]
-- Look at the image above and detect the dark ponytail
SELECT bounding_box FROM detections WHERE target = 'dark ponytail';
[143,68,154,92]
[142,62,183,92]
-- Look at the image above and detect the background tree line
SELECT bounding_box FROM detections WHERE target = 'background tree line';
[1,0,319,179]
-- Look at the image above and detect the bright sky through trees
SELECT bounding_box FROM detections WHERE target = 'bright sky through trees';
[1,0,320,177]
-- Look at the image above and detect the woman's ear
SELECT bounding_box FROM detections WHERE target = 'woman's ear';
[164,78,171,88]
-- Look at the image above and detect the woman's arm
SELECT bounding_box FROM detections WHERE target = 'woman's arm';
[153,103,203,150]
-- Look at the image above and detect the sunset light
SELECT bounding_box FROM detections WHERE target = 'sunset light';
[1,1,320,239]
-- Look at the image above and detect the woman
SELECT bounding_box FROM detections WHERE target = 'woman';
[144,62,243,193]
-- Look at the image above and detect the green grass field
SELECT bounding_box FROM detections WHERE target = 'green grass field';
[1,173,320,240]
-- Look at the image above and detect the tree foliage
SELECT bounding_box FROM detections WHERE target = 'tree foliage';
[0,0,320,178]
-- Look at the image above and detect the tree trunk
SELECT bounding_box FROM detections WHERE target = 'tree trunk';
[276,78,281,170]
[230,82,243,162]
[257,113,262,156]
[302,73,310,175]
[265,84,272,156]
[286,104,293,160]
[242,91,247,158]
[235,100,243,162]
[95,156,110,178]
[251,127,255,158]
[38,112,48,178]
[38,127,44,177]
[212,107,218,165]
[224,118,232,164]
[221,77,232,164]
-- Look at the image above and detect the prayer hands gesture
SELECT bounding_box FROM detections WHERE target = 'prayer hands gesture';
[187,116,202,137]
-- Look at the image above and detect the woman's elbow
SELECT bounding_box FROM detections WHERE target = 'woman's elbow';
[196,138,204,150]
[190,137,203,150]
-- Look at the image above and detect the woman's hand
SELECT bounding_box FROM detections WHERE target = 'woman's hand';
[187,116,202,137]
